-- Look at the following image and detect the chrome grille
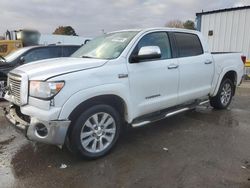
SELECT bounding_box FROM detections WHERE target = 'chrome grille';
[8,74,22,105]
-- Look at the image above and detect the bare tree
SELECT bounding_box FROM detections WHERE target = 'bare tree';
[165,20,184,28]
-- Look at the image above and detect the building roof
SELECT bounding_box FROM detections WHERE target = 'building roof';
[196,5,250,16]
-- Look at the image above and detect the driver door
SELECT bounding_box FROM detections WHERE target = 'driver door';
[127,32,179,118]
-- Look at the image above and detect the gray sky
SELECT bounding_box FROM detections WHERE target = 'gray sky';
[0,0,249,37]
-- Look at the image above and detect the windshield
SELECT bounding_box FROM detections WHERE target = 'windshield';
[71,31,139,60]
[4,48,30,62]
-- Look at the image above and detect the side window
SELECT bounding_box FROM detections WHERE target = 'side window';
[24,47,60,63]
[174,33,203,57]
[132,32,172,61]
[49,47,61,57]
[62,46,80,57]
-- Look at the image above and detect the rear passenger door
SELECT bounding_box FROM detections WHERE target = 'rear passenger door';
[173,32,214,104]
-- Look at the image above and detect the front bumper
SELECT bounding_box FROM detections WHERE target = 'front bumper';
[4,105,71,146]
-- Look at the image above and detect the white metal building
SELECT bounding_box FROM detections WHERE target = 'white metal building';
[196,6,250,59]
[39,34,91,46]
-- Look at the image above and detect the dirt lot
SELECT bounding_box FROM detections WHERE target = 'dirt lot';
[1,82,250,188]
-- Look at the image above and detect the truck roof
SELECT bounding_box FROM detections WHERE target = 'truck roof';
[109,27,201,35]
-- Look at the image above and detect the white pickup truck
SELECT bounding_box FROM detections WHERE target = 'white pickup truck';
[4,28,245,159]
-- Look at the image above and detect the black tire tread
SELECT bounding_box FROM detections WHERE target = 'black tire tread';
[210,78,234,109]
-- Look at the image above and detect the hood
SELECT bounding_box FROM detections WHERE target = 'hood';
[13,57,108,80]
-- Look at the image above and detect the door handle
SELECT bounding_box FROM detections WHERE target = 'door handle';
[118,74,128,78]
[204,60,212,64]
[168,64,179,69]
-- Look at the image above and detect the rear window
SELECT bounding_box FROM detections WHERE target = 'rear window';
[174,33,203,57]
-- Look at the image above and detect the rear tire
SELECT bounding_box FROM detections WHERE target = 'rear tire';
[68,104,121,159]
[210,78,234,109]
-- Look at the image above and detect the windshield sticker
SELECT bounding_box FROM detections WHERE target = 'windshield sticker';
[111,38,127,43]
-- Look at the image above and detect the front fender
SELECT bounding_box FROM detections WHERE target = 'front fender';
[58,83,133,122]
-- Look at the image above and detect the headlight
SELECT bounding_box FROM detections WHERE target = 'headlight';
[29,81,64,99]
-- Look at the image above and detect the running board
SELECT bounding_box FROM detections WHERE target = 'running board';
[132,99,209,128]
[165,107,189,117]
[199,100,209,105]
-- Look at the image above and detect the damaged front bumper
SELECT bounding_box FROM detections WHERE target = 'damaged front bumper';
[4,105,71,146]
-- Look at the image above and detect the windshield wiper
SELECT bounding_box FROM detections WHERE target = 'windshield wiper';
[0,55,6,62]
[81,55,94,58]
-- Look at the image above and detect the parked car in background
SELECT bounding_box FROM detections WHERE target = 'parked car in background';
[4,28,245,159]
[0,45,81,98]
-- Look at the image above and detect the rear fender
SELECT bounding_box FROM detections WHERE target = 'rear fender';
[211,67,238,97]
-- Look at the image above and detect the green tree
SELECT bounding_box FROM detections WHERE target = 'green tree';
[53,26,78,36]
[183,20,195,30]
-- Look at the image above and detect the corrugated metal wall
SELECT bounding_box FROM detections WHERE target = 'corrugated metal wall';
[200,9,250,59]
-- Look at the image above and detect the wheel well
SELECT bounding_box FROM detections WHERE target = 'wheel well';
[222,71,237,95]
[66,95,127,141]
[68,94,127,123]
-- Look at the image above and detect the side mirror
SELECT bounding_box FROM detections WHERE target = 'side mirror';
[19,56,25,64]
[131,46,161,63]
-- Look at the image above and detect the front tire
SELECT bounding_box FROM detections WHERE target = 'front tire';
[69,104,121,159]
[210,78,234,109]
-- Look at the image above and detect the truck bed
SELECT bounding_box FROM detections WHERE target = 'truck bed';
[211,52,244,88]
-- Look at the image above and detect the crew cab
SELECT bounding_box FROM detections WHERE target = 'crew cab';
[0,45,81,98]
[4,28,245,159]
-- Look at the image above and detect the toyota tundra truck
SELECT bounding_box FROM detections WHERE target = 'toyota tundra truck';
[4,28,245,159]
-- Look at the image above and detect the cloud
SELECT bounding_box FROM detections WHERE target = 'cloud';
[0,0,249,37]
[112,0,137,7]
[143,2,167,15]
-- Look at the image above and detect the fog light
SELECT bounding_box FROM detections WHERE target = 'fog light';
[35,123,48,137]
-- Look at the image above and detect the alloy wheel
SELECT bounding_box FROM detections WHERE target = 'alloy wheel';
[220,82,232,106]
[80,112,116,153]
